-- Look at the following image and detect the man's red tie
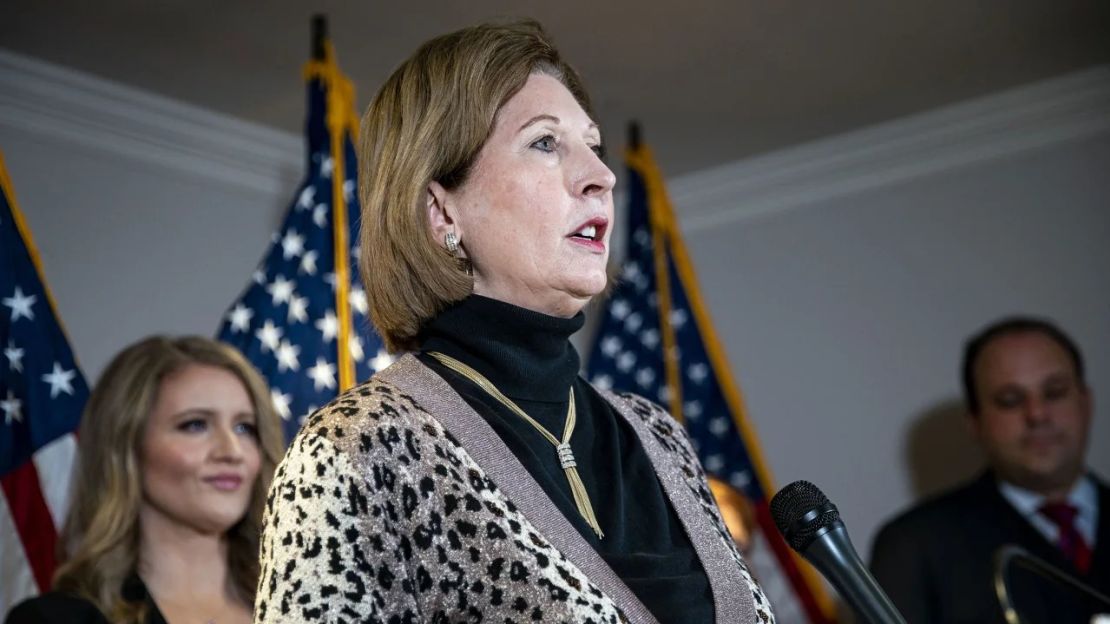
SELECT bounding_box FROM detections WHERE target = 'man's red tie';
[1038,502,1092,574]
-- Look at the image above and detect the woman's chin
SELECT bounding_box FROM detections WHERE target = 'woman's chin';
[559,277,608,311]
[581,273,611,300]
[190,507,250,536]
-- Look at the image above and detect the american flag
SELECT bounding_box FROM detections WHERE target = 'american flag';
[586,144,834,623]
[0,149,88,613]
[217,44,389,443]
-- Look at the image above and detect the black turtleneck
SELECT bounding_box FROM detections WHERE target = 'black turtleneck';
[417,295,714,624]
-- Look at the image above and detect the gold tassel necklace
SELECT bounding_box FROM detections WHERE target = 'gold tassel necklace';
[428,351,604,539]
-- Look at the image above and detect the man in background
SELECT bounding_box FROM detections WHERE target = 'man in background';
[870,317,1108,623]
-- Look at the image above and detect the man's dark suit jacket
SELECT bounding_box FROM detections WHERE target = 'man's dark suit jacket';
[870,471,1110,624]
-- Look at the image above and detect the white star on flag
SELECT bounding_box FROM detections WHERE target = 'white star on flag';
[370,349,394,373]
[601,336,622,358]
[616,351,636,372]
[704,454,725,473]
[252,269,266,285]
[635,367,655,388]
[255,320,282,353]
[288,295,309,324]
[227,304,253,333]
[708,416,730,437]
[669,308,689,328]
[266,275,295,305]
[42,362,76,398]
[349,286,368,316]
[271,389,292,421]
[299,250,318,275]
[640,329,660,349]
[307,358,337,391]
[683,400,703,419]
[281,230,305,260]
[657,384,672,403]
[297,185,316,209]
[611,299,631,320]
[275,340,301,372]
[621,263,641,283]
[624,312,643,333]
[3,286,37,322]
[688,362,709,383]
[591,374,613,390]
[313,204,327,228]
[349,335,364,363]
[1,390,22,425]
[729,471,752,490]
[315,310,338,343]
[320,156,334,178]
[343,179,355,203]
[4,339,24,373]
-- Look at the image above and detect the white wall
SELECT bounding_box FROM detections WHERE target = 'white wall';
[683,137,1110,554]
[0,50,301,382]
[666,67,1110,561]
[3,49,1108,570]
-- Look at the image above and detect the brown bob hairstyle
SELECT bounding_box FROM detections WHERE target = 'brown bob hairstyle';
[358,19,595,352]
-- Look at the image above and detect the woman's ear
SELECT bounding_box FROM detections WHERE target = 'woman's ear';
[426,180,465,257]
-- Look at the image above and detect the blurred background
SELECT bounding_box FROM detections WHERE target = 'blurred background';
[2,1,1109,618]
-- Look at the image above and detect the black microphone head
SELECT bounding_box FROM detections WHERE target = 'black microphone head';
[770,480,842,552]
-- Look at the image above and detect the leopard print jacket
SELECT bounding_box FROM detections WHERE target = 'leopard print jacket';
[255,355,773,624]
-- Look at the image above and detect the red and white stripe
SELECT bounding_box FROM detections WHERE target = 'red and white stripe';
[1,433,78,615]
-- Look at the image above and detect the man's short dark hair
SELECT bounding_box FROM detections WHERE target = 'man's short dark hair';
[961,316,1085,414]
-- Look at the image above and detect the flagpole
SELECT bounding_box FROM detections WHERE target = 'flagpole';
[629,123,684,422]
[310,15,357,392]
[0,150,83,372]
[220,25,376,439]
[645,150,838,620]
[311,15,326,61]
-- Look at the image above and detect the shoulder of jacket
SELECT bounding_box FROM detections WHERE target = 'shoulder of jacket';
[876,475,991,539]
[282,376,459,467]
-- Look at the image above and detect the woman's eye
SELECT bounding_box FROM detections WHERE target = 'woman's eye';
[531,135,557,153]
[235,422,259,437]
[589,143,605,158]
[178,419,207,433]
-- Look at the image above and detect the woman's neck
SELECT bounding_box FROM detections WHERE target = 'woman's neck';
[136,507,240,609]
[419,295,584,402]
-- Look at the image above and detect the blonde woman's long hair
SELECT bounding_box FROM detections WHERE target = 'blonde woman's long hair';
[52,336,284,622]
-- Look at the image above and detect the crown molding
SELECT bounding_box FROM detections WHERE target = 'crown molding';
[1,50,1106,216]
[668,66,1110,233]
[0,49,302,196]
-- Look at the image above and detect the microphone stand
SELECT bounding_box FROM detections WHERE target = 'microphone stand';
[994,544,1110,624]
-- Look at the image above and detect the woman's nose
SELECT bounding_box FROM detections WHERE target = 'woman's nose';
[213,426,245,462]
[574,145,617,199]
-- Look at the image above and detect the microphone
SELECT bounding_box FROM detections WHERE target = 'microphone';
[770,480,906,624]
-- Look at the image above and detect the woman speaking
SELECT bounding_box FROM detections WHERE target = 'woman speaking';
[256,20,773,624]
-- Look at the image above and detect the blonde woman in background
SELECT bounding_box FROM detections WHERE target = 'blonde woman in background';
[5,336,284,624]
